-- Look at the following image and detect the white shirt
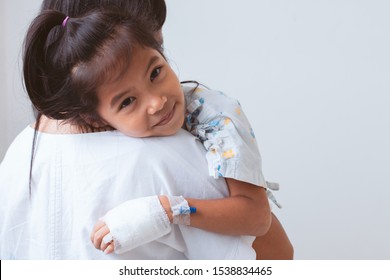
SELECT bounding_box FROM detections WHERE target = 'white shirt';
[0,127,255,259]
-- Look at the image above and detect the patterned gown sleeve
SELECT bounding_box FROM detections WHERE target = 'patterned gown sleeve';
[183,86,281,208]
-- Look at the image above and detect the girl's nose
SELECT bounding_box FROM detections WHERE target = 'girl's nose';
[147,96,167,115]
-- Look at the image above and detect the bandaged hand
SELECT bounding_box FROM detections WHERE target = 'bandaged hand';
[91,196,171,254]
[90,195,196,255]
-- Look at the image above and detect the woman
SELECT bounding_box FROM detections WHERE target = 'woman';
[0,0,293,259]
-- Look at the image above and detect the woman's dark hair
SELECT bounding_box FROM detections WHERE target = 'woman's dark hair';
[24,7,162,195]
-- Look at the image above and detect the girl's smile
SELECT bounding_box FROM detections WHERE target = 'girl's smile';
[96,46,185,138]
[153,104,176,127]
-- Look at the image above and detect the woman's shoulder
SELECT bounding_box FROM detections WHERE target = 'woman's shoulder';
[3,126,34,154]
[0,126,33,175]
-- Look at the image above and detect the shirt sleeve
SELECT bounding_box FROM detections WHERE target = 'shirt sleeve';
[184,86,267,188]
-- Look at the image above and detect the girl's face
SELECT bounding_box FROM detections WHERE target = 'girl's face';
[96,46,185,137]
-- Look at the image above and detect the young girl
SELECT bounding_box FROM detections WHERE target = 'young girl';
[24,8,285,257]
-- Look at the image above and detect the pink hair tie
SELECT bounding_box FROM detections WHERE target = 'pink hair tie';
[62,16,70,27]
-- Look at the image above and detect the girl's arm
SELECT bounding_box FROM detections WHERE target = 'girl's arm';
[92,205,294,259]
[253,213,294,260]
[91,179,271,254]
[160,178,271,236]
[177,87,273,235]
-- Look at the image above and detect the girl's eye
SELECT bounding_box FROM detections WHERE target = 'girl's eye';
[120,97,135,110]
[150,67,161,82]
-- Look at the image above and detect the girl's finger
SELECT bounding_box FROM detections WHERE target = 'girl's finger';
[90,220,106,243]
[104,243,115,255]
[92,225,110,249]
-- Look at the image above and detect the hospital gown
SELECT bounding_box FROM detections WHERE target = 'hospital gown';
[184,86,281,207]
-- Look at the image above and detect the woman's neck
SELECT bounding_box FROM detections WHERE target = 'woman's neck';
[33,115,83,134]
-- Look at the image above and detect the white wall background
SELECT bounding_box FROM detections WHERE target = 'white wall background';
[0,0,7,159]
[1,0,389,259]
[1,0,40,159]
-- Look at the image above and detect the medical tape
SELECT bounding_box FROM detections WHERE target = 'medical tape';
[102,233,113,245]
[167,196,196,226]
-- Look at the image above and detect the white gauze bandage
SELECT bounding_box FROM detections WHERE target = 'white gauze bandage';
[101,196,171,254]
[167,195,196,226]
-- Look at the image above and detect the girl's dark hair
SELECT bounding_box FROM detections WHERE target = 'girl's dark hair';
[41,0,166,35]
[24,8,162,195]
[32,0,166,123]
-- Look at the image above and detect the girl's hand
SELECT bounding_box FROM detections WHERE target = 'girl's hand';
[90,196,171,254]
[90,220,115,254]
